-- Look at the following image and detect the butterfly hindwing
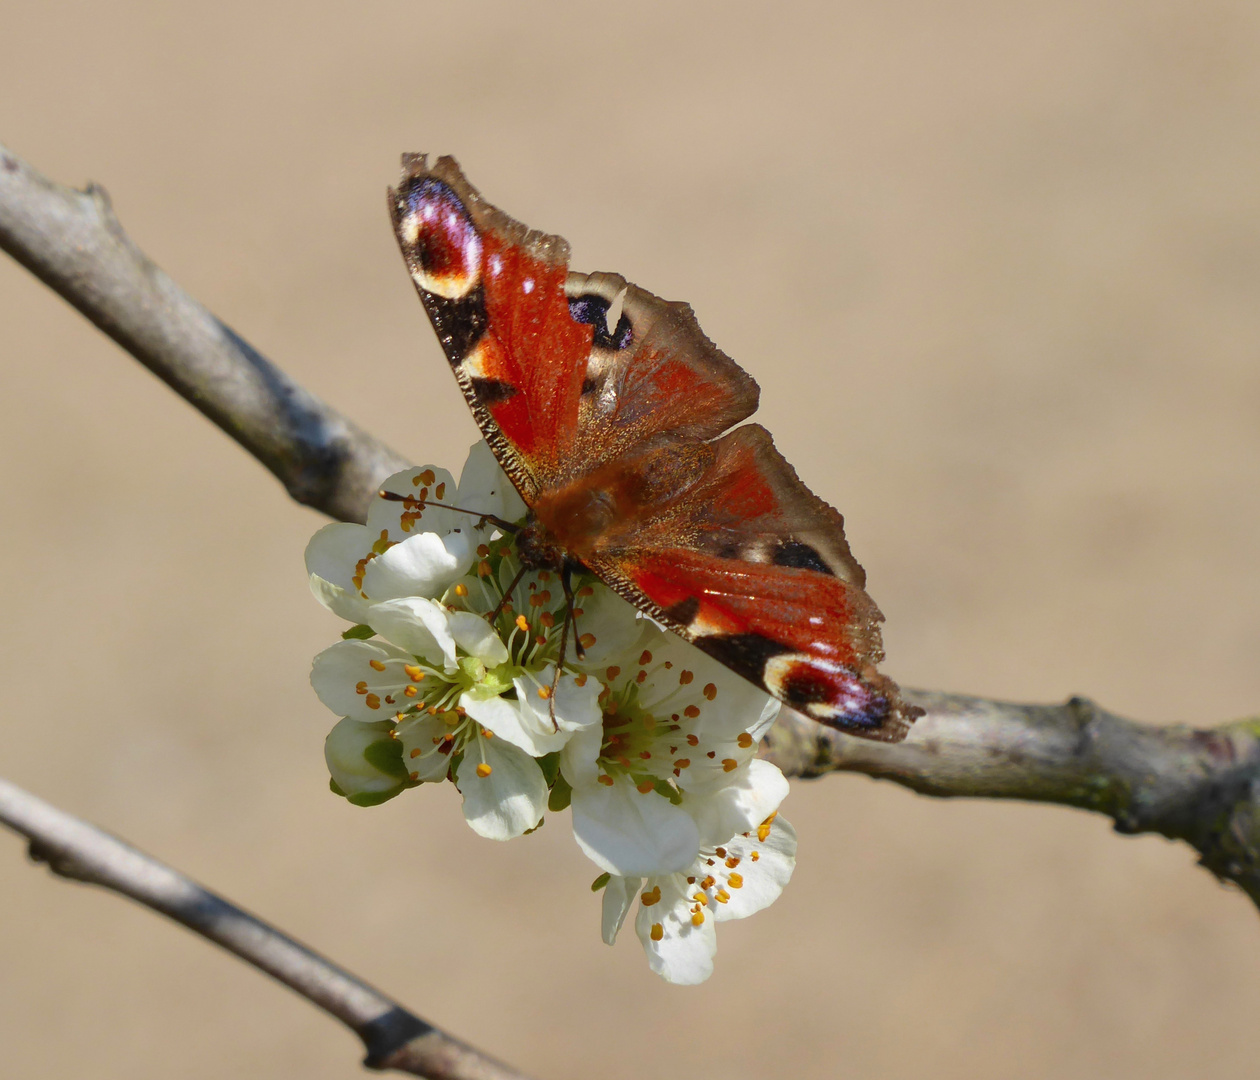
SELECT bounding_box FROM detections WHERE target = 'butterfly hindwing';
[588,426,919,740]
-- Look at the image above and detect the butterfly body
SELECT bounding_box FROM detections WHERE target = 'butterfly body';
[389,155,921,741]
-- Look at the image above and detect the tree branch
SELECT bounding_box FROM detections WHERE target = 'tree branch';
[3,144,1260,919]
[0,778,534,1080]
[760,692,1260,907]
[0,141,409,525]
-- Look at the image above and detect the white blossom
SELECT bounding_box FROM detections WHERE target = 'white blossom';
[305,439,798,982]
[601,810,797,985]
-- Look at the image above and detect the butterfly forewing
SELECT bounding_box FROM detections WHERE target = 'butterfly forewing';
[389,154,921,742]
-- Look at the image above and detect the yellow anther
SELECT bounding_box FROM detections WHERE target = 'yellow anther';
[419,469,436,485]
[410,748,423,758]
[727,872,744,889]
[453,583,468,597]
[475,763,492,778]
[404,665,424,682]
[537,685,552,700]
[725,856,741,869]
[355,681,368,695]
[650,923,664,941]
[403,685,418,697]
[716,889,730,904]
[691,911,705,927]
[693,892,707,905]
[369,659,386,672]
[365,694,381,710]
[515,614,529,632]
[700,876,716,890]
[539,611,554,628]
[737,732,753,748]
[750,851,760,861]
[641,886,662,906]
[478,560,491,577]
[722,758,738,772]
[482,728,493,738]
[757,811,777,842]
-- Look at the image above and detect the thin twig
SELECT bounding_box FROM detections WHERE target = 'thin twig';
[3,145,1260,915]
[0,778,534,1080]
[0,141,409,525]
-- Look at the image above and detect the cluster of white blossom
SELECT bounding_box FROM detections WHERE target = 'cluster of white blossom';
[306,442,796,984]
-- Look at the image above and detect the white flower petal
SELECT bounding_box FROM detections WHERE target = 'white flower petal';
[361,531,474,601]
[601,875,641,946]
[571,780,700,876]
[310,639,414,721]
[455,733,548,841]
[448,611,510,666]
[460,691,564,757]
[570,589,652,669]
[516,668,602,735]
[711,816,797,923]
[305,522,374,623]
[366,597,459,670]
[685,758,790,846]
[457,439,527,523]
[634,874,717,985]
[365,466,460,539]
[560,723,603,787]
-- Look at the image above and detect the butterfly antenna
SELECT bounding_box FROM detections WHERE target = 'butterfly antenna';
[376,490,520,534]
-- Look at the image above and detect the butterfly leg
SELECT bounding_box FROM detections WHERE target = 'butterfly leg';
[543,562,586,730]
[488,564,528,628]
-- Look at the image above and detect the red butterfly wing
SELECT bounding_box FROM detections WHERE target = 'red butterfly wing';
[388,156,757,496]
[389,155,920,742]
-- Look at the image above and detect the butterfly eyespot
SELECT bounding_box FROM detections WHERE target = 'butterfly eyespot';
[567,293,633,351]
[771,539,834,575]
[398,178,483,300]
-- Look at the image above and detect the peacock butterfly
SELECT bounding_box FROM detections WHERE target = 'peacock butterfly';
[387,155,920,742]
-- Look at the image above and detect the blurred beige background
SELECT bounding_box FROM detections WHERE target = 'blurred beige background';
[2,2,1259,1077]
